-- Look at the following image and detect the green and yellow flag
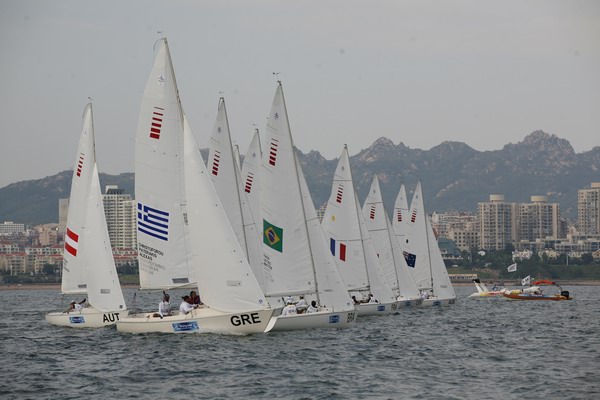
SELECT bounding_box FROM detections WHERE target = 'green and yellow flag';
[263,219,283,253]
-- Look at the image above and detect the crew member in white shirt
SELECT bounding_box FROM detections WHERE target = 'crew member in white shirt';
[281,300,297,317]
[306,300,318,313]
[179,296,196,315]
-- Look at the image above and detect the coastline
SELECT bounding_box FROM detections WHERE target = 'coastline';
[2,281,599,290]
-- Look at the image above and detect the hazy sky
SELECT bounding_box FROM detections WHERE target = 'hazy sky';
[1,0,599,188]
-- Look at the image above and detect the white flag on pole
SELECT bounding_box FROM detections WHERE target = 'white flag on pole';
[507,263,517,272]
[521,275,531,286]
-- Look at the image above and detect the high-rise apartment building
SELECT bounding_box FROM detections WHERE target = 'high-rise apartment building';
[102,185,137,250]
[58,198,69,232]
[578,182,600,235]
[517,196,560,241]
[478,195,517,251]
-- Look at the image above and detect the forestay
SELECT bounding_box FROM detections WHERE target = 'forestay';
[183,116,269,313]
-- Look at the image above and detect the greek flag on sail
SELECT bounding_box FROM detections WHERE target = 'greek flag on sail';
[137,203,170,241]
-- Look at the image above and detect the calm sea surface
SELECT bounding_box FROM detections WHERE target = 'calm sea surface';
[0,285,598,399]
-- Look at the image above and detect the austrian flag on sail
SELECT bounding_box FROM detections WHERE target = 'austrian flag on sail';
[65,228,79,257]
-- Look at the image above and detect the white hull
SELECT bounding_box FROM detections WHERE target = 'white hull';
[421,296,456,307]
[116,307,274,335]
[468,291,506,298]
[45,307,129,328]
[356,301,398,316]
[396,296,423,308]
[268,309,357,331]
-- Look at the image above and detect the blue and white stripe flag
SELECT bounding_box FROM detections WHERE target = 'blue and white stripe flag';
[137,202,170,241]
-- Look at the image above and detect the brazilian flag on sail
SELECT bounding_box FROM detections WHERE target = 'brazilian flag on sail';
[263,219,283,253]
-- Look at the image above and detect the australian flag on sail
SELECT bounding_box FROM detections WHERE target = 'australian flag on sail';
[137,203,170,241]
[403,251,416,268]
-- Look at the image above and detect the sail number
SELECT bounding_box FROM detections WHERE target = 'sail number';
[230,313,261,326]
[103,313,121,323]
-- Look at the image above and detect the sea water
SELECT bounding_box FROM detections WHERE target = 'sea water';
[0,285,598,399]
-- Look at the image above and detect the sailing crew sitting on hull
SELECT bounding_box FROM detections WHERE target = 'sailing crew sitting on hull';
[151,292,172,318]
[367,294,379,304]
[351,295,360,305]
[295,295,308,313]
[281,299,298,317]
[306,300,318,313]
[420,291,429,300]
[189,290,203,306]
[179,296,197,315]
[65,298,86,313]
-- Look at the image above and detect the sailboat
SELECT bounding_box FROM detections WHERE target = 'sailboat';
[260,82,357,331]
[361,176,422,307]
[116,38,273,334]
[45,103,128,327]
[321,146,398,315]
[394,181,456,306]
[207,100,264,288]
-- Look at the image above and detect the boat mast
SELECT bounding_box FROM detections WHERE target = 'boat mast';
[279,81,321,304]
[221,97,251,259]
[420,182,435,292]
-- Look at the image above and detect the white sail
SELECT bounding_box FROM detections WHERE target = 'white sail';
[183,116,269,313]
[260,82,353,311]
[134,38,195,289]
[321,147,395,303]
[362,176,421,299]
[85,163,127,311]
[426,212,456,300]
[207,98,248,257]
[61,104,95,295]
[393,183,410,240]
[240,129,265,288]
[399,182,431,290]
[260,83,316,297]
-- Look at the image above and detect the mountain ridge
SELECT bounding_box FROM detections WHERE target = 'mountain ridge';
[1,131,598,225]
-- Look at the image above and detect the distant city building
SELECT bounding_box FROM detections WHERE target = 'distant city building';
[517,196,560,241]
[0,221,25,235]
[478,195,517,251]
[578,182,600,235]
[102,185,137,250]
[36,224,61,246]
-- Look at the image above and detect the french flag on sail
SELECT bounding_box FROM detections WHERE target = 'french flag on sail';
[65,228,79,257]
[137,203,170,241]
[330,238,346,262]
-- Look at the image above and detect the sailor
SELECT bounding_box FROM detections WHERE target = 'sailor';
[295,295,308,313]
[306,300,318,313]
[281,299,297,317]
[351,295,360,305]
[151,292,171,318]
[367,294,379,303]
[189,290,202,306]
[65,298,86,314]
[179,295,196,315]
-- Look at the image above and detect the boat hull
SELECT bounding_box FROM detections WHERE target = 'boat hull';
[356,301,398,316]
[268,309,357,331]
[116,307,274,334]
[421,296,456,307]
[396,296,423,308]
[45,307,129,328]
[468,291,506,298]
[503,293,572,301]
